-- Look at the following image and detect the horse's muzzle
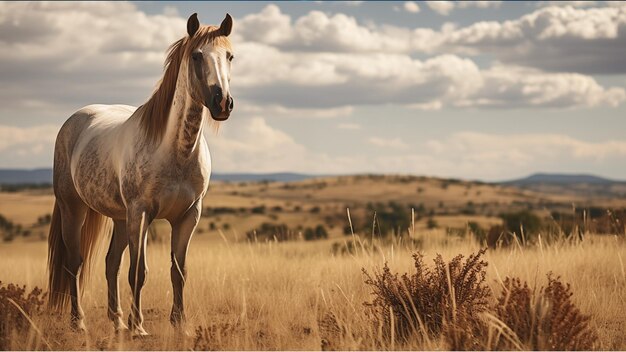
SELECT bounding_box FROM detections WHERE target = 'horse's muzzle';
[206,85,233,121]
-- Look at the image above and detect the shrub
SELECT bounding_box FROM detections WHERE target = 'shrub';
[246,222,297,242]
[0,282,46,349]
[468,221,486,244]
[493,274,597,350]
[251,206,266,214]
[362,249,490,348]
[304,225,328,241]
[500,210,543,242]
[310,206,321,214]
[486,225,505,248]
[426,218,438,229]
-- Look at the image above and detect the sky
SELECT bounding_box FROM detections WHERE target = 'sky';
[1,1,625,181]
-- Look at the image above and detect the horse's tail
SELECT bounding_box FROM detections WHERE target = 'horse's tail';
[79,208,111,292]
[48,201,69,310]
[48,203,111,310]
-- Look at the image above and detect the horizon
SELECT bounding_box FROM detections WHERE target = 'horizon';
[0,167,623,184]
[1,1,625,181]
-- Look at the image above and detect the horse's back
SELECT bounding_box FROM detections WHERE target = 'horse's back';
[55,104,136,167]
[53,104,137,217]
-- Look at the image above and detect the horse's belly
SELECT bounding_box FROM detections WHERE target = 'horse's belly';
[73,147,126,219]
[75,171,127,219]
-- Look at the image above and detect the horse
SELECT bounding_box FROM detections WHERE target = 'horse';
[47,13,235,335]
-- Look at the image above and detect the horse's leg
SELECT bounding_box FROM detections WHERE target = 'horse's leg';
[126,208,152,336]
[58,200,88,331]
[106,219,128,331]
[169,200,201,326]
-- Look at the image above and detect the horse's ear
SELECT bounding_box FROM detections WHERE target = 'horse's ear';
[218,13,233,36]
[187,13,200,37]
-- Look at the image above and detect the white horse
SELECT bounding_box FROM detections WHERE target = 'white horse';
[47,13,234,335]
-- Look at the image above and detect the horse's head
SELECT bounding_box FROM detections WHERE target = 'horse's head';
[186,13,234,121]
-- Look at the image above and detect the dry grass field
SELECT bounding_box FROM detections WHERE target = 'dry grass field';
[1,175,625,350]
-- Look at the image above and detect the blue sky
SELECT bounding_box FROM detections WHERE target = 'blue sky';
[1,1,625,181]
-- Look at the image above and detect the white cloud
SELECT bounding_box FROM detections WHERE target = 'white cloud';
[404,1,421,13]
[234,42,625,109]
[0,125,58,168]
[426,1,455,16]
[421,131,626,179]
[537,1,598,8]
[0,1,186,113]
[460,1,502,9]
[1,0,625,130]
[368,137,410,149]
[234,4,626,74]
[442,4,626,73]
[337,123,361,130]
[426,0,502,15]
[207,117,364,174]
[233,5,442,53]
[463,65,626,108]
[237,101,354,119]
[0,125,58,152]
[210,124,626,180]
[162,5,180,17]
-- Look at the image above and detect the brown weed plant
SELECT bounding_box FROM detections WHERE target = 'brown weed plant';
[362,248,491,349]
[494,274,598,350]
[363,249,598,350]
[0,281,46,349]
[194,321,241,351]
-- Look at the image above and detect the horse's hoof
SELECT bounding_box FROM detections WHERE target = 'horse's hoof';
[114,320,129,333]
[130,326,149,338]
[70,320,87,333]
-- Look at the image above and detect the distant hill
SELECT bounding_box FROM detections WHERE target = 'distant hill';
[502,173,622,185]
[501,173,626,198]
[0,168,318,185]
[0,168,53,185]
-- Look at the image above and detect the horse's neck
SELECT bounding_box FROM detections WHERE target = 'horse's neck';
[164,67,206,160]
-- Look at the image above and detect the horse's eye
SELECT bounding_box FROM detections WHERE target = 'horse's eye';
[227,53,234,62]
[192,51,203,61]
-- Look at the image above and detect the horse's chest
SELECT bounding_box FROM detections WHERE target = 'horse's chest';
[133,160,209,220]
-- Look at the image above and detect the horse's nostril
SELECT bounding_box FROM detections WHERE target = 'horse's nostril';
[228,97,234,112]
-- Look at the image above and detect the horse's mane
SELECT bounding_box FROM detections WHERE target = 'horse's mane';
[138,25,232,145]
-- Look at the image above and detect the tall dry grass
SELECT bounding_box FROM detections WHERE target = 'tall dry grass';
[0,229,624,350]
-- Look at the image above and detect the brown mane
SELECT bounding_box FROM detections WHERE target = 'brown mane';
[138,25,232,145]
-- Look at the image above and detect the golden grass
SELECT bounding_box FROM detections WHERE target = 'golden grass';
[0,231,624,350]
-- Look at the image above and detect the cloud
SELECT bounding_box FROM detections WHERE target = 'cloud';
[0,124,58,168]
[235,5,417,53]
[536,1,598,8]
[2,120,625,182]
[210,123,626,180]
[425,1,501,16]
[404,1,421,13]
[234,42,625,109]
[207,117,364,174]
[368,137,410,149]
[1,0,625,132]
[237,101,354,119]
[421,131,626,179]
[442,4,626,73]
[425,1,455,16]
[234,4,626,75]
[0,1,186,121]
[337,123,361,130]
